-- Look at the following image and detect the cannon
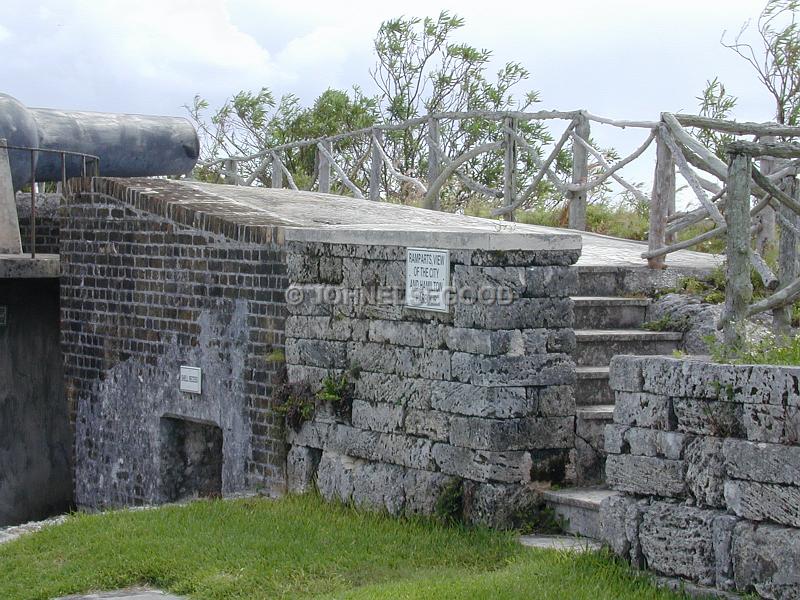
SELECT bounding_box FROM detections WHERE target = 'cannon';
[0,92,199,191]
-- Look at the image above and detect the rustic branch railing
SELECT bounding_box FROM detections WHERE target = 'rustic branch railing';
[200,110,800,335]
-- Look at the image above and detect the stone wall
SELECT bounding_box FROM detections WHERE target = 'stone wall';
[601,355,800,599]
[16,192,60,255]
[61,180,288,508]
[283,240,579,527]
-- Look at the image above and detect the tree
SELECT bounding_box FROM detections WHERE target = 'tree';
[370,11,560,209]
[723,0,800,126]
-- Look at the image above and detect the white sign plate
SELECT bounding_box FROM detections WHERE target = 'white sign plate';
[405,247,450,312]
[180,366,202,394]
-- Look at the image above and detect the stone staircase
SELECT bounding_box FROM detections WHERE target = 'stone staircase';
[545,267,684,539]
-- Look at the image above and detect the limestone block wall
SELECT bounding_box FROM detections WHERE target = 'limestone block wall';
[283,240,579,527]
[61,180,288,508]
[601,355,800,599]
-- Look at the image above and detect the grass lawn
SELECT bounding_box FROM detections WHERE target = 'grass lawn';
[0,494,692,600]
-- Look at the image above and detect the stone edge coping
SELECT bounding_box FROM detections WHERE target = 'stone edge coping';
[81,178,582,252]
[0,254,60,279]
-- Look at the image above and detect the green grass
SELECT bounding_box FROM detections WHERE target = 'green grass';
[0,494,693,600]
[710,332,800,366]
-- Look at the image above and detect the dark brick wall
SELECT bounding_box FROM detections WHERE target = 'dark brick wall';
[60,183,288,507]
[16,192,61,255]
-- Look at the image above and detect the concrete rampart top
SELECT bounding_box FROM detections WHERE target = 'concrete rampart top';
[89,178,582,252]
[0,254,59,278]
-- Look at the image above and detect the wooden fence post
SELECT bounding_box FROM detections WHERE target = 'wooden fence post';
[503,116,518,222]
[648,125,675,269]
[723,151,753,348]
[774,174,800,332]
[318,139,331,194]
[426,117,441,210]
[369,129,383,201]
[756,136,777,259]
[223,159,240,185]
[271,153,283,189]
[567,113,590,230]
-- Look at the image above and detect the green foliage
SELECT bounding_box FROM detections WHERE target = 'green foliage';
[316,372,355,420]
[512,502,568,535]
[708,331,800,365]
[273,381,316,432]
[722,0,800,125]
[434,478,465,524]
[693,77,738,159]
[0,495,692,600]
[642,314,689,332]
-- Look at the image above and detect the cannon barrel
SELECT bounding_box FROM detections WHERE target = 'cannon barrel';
[0,93,199,191]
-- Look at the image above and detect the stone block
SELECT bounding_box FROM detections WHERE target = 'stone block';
[599,494,650,567]
[608,355,645,392]
[285,315,368,342]
[285,338,347,369]
[286,445,321,494]
[350,399,404,434]
[613,392,675,430]
[724,480,800,528]
[451,265,527,297]
[286,364,337,393]
[285,284,333,316]
[368,320,423,347]
[404,409,450,442]
[685,437,726,508]
[605,455,685,497]
[742,402,797,444]
[348,342,451,380]
[463,481,541,529]
[432,443,532,483]
[524,265,579,297]
[354,372,430,410]
[639,502,718,586]
[453,297,572,330]
[624,428,687,460]
[732,521,800,599]
[603,424,630,455]
[723,438,800,485]
[673,398,743,437]
[546,328,576,354]
[315,451,360,503]
[713,514,739,592]
[599,493,637,558]
[451,352,574,386]
[431,383,534,418]
[442,327,522,355]
[403,468,456,515]
[535,386,576,417]
[285,420,332,449]
[350,460,406,515]
[448,415,574,451]
[328,425,436,471]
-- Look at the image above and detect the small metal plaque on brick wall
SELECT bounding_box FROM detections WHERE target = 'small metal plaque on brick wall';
[405,247,450,312]
[0,306,6,327]
[180,366,202,394]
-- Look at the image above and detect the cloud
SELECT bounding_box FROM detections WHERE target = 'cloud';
[0,23,10,43]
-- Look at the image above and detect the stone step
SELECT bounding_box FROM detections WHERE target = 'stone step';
[573,329,683,367]
[574,405,615,485]
[576,265,706,297]
[575,366,613,406]
[572,296,650,329]
[543,486,619,540]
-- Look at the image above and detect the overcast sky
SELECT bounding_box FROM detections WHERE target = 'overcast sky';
[0,0,777,198]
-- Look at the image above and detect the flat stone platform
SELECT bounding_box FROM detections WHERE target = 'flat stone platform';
[88,178,721,272]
